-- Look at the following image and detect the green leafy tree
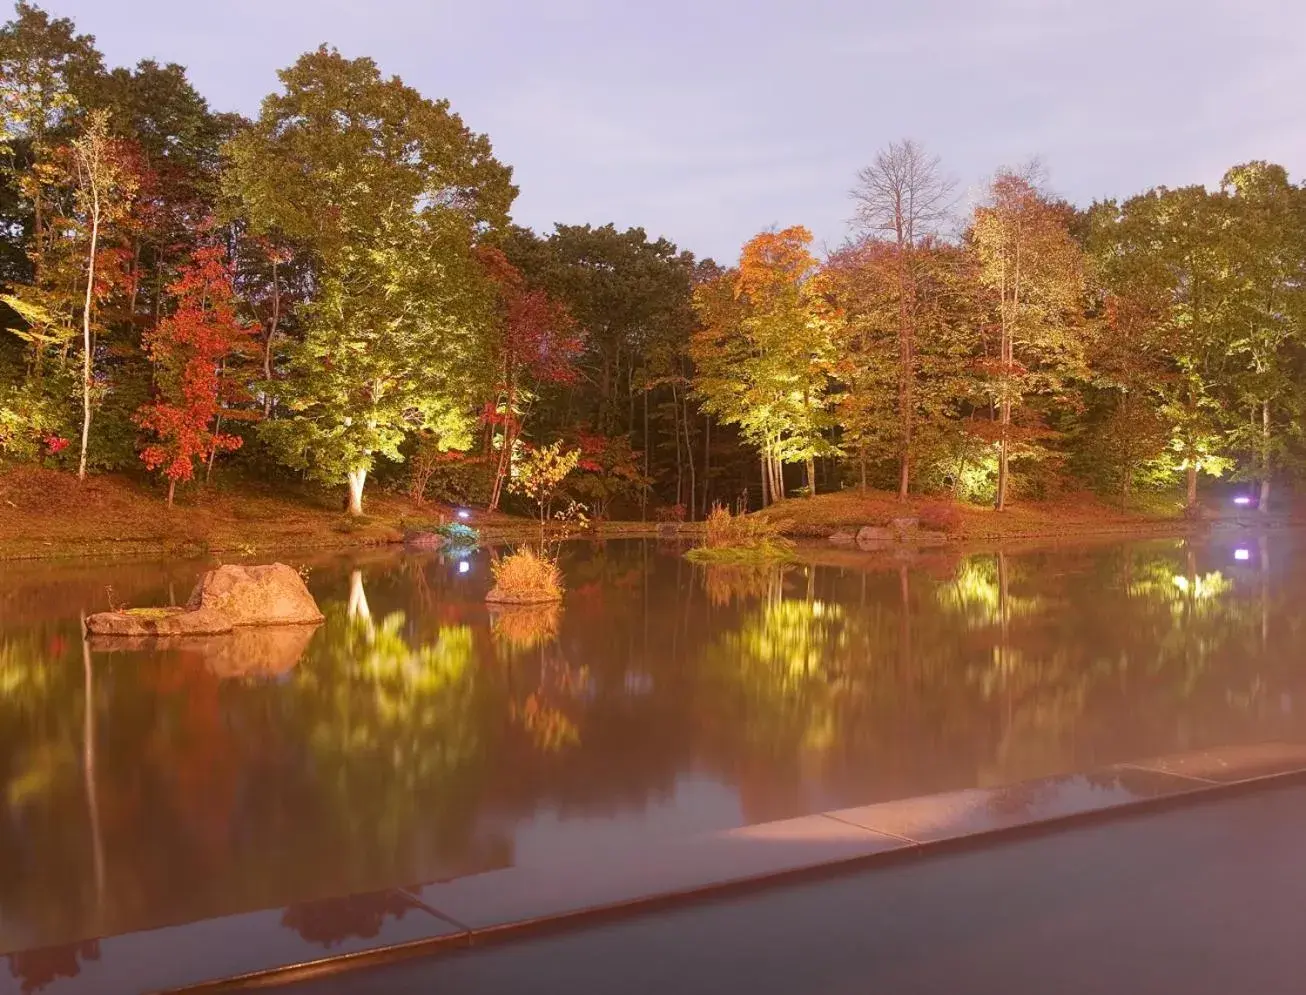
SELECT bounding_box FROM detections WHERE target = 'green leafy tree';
[1218,162,1306,509]
[970,166,1086,510]
[0,0,104,280]
[224,47,516,514]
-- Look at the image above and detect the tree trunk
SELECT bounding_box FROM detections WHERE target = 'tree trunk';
[263,254,280,417]
[642,390,650,521]
[682,388,696,521]
[759,451,770,508]
[78,200,100,482]
[702,415,711,518]
[346,468,367,516]
[1259,400,1271,512]
[166,478,176,508]
[205,412,223,485]
[897,244,913,503]
[806,457,816,498]
[672,382,684,509]
[1186,464,1198,509]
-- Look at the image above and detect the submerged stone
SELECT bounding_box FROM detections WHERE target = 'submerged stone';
[85,606,233,636]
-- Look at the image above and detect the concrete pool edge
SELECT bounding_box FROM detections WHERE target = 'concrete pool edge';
[56,742,1306,994]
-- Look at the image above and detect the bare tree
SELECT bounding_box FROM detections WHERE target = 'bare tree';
[850,139,957,500]
[70,109,137,480]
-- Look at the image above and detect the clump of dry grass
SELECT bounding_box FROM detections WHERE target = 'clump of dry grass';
[688,505,794,564]
[486,546,564,604]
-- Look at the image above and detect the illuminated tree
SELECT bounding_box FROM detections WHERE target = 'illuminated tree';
[691,227,835,505]
[850,139,957,499]
[475,246,583,511]
[135,243,254,505]
[970,167,1085,509]
[225,47,515,514]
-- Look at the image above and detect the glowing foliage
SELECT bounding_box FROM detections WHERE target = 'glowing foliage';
[135,244,253,502]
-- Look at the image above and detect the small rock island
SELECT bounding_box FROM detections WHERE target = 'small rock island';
[85,563,324,637]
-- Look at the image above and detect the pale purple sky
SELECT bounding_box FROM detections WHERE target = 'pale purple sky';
[40,0,1306,263]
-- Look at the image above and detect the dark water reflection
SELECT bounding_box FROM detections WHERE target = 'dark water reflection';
[2,535,1304,958]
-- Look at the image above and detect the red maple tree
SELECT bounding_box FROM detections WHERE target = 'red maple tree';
[475,247,583,510]
[135,243,255,506]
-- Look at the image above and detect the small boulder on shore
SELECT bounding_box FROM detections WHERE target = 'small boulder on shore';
[86,562,323,637]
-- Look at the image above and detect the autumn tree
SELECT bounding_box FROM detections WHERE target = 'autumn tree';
[691,227,835,505]
[970,167,1085,510]
[475,246,582,511]
[850,139,957,499]
[824,237,979,492]
[224,47,516,514]
[135,243,253,506]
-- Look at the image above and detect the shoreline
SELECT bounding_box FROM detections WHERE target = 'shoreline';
[2,467,1298,564]
[3,512,1301,564]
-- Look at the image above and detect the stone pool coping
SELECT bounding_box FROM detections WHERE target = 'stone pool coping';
[10,742,1306,995]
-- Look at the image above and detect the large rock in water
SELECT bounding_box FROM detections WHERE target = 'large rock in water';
[185,563,324,626]
[85,562,323,637]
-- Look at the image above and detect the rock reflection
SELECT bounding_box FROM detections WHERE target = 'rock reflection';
[85,624,320,680]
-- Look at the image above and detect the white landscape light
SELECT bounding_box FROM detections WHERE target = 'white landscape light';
[458,561,471,574]
[1234,548,1251,562]
[457,509,471,520]
[1233,496,1252,506]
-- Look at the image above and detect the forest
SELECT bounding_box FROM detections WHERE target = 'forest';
[3,0,1305,526]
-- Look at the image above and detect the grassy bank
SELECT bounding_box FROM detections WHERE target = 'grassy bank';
[0,467,500,561]
[0,467,1279,563]
[0,466,705,561]
[752,488,1197,542]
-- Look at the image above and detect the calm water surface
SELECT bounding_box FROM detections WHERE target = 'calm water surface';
[1,534,1303,959]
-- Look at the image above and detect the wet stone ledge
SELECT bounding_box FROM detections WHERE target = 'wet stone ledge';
[5,742,1306,995]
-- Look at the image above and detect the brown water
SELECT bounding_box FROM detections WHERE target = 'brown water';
[1,534,1302,957]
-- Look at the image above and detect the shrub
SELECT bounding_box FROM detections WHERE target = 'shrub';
[703,504,789,548]
[487,546,563,604]
[655,503,686,523]
[918,501,964,534]
[689,505,794,564]
[436,521,480,545]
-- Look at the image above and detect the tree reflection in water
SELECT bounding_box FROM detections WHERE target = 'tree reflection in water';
[6,940,100,994]
[0,537,1302,957]
[280,891,415,949]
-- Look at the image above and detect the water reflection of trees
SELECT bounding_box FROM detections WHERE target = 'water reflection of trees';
[280,891,416,949]
[6,940,100,994]
[3,539,1304,958]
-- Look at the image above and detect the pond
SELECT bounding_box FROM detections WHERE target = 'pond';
[1,534,1303,956]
